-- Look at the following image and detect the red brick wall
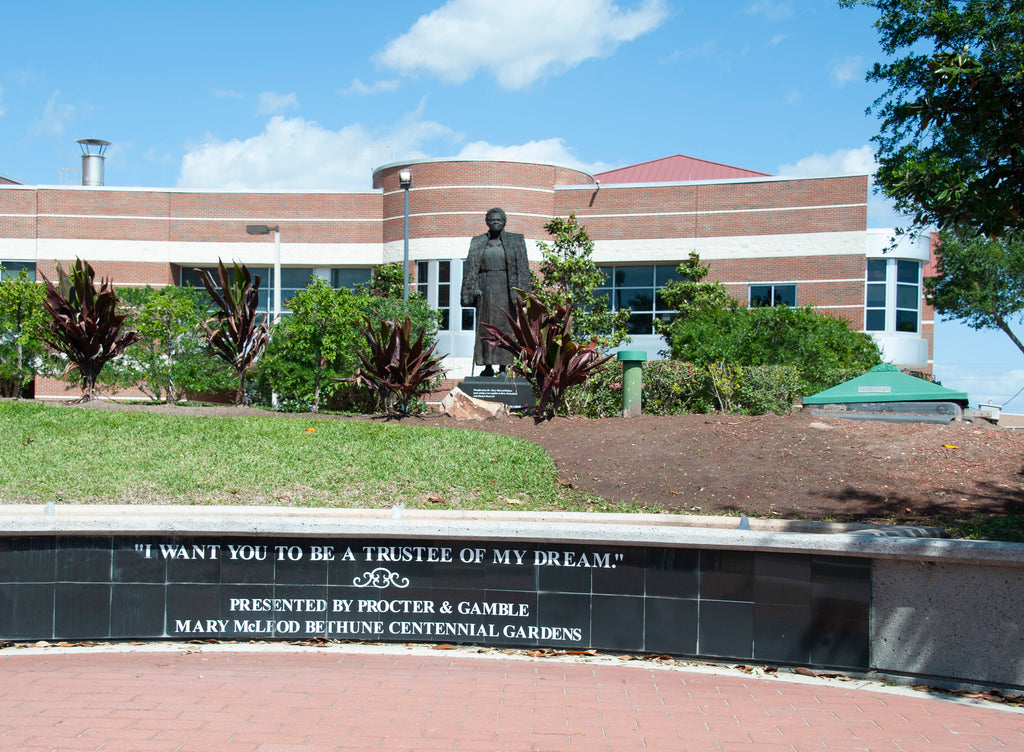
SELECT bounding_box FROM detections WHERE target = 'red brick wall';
[374,160,593,243]
[558,176,868,239]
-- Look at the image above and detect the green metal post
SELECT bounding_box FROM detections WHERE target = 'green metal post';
[616,350,648,418]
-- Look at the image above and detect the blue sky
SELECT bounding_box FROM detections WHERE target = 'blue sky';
[1,0,1021,408]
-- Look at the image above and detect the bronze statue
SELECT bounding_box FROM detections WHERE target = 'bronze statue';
[461,208,531,376]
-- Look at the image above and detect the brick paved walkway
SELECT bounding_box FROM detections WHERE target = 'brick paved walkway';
[1,646,1021,751]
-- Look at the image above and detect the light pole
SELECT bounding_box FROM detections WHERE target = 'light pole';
[398,169,413,305]
[245,224,281,323]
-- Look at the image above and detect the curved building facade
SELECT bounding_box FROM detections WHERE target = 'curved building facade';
[0,155,932,397]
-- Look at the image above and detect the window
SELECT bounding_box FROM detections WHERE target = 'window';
[418,261,452,330]
[749,284,796,307]
[181,266,317,315]
[332,268,372,290]
[596,264,683,335]
[865,259,921,333]
[0,261,35,280]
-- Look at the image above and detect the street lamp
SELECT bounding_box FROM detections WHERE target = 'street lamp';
[398,169,413,305]
[245,224,281,323]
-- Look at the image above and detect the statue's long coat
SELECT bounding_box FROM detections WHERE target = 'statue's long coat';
[460,230,531,367]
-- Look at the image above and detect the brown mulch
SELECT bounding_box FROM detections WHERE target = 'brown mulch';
[68,399,1024,528]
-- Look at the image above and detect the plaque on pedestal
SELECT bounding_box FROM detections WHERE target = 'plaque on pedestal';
[458,377,535,409]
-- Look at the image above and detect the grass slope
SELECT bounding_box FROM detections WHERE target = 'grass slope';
[0,402,583,510]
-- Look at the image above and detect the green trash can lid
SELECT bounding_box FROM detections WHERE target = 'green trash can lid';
[616,349,648,362]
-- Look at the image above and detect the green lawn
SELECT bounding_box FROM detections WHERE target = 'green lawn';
[0,401,594,510]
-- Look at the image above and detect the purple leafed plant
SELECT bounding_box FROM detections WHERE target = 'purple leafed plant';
[483,292,612,421]
[355,314,445,416]
[197,260,270,405]
[40,258,140,402]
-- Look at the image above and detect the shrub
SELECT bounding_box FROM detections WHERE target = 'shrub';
[663,304,881,395]
[564,359,803,417]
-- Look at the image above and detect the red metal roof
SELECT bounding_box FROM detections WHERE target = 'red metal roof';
[595,154,771,184]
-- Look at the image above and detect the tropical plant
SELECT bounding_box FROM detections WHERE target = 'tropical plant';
[533,214,631,349]
[39,258,140,402]
[483,292,613,421]
[355,314,445,416]
[0,267,49,398]
[841,0,1024,236]
[197,260,270,405]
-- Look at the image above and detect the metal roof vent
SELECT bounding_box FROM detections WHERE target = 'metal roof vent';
[77,138,110,186]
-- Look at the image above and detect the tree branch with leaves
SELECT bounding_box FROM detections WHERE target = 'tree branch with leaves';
[842,0,1024,235]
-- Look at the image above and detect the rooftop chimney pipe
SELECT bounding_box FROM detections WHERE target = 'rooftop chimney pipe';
[77,138,110,186]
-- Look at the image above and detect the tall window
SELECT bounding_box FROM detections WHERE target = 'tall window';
[417,261,452,330]
[749,284,796,307]
[865,259,921,333]
[596,264,683,335]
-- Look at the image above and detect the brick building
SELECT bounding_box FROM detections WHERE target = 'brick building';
[0,154,932,398]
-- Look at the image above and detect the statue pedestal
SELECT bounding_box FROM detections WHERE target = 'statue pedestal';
[457,377,535,409]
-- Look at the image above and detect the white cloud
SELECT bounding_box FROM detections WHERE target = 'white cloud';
[256,92,299,116]
[376,0,669,89]
[454,138,612,174]
[212,88,246,99]
[777,145,876,178]
[30,91,76,137]
[829,56,864,87]
[340,78,402,96]
[177,113,455,191]
[744,1,794,21]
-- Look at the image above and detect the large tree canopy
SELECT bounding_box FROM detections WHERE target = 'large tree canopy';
[843,0,1024,235]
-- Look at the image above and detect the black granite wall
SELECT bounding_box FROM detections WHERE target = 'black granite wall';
[0,536,870,669]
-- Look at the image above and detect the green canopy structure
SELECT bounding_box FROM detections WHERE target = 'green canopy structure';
[802,365,968,423]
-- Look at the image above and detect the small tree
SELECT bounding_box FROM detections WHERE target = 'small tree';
[654,251,736,331]
[39,259,140,402]
[534,215,631,349]
[257,277,363,412]
[356,262,440,336]
[0,267,48,398]
[926,228,1024,355]
[197,260,270,405]
[483,292,613,421]
[114,285,234,403]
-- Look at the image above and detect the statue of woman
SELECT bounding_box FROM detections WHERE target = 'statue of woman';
[460,208,531,376]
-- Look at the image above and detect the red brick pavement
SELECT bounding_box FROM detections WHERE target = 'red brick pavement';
[0,647,1021,751]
